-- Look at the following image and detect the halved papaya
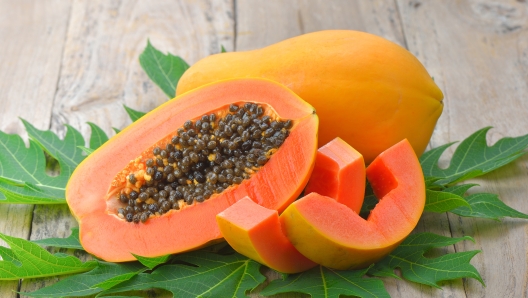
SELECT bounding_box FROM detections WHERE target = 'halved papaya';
[304,137,365,213]
[216,197,317,273]
[66,78,318,262]
[280,139,425,270]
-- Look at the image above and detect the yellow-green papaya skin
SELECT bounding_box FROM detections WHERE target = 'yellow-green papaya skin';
[176,30,443,163]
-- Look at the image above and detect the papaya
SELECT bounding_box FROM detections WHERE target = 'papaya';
[304,137,365,213]
[66,78,318,262]
[280,139,425,270]
[216,197,317,273]
[176,30,444,163]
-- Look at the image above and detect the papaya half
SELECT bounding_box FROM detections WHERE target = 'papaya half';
[66,78,318,262]
[280,139,425,270]
[176,30,444,163]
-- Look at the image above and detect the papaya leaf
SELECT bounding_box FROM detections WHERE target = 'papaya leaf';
[22,120,85,177]
[123,105,146,122]
[0,180,65,204]
[78,146,94,155]
[23,262,146,297]
[420,127,528,186]
[139,40,189,98]
[0,233,97,280]
[221,45,227,53]
[424,189,470,213]
[261,266,390,298]
[131,253,171,269]
[32,227,83,250]
[368,232,483,288]
[87,122,109,149]
[359,181,377,218]
[0,127,69,204]
[100,251,265,297]
[443,185,528,220]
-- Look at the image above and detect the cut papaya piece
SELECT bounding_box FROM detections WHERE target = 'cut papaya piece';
[216,197,317,273]
[280,139,425,270]
[66,78,318,262]
[304,137,365,213]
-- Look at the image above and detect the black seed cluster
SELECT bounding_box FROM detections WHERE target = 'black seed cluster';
[118,103,292,223]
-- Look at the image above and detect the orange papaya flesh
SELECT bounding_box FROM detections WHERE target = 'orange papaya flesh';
[66,78,318,262]
[280,139,425,270]
[304,137,365,213]
[216,197,317,273]
[176,30,444,163]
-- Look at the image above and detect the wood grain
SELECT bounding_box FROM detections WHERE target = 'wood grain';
[397,0,528,297]
[0,0,71,297]
[236,0,405,50]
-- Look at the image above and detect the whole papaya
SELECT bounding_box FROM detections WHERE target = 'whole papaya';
[176,30,443,163]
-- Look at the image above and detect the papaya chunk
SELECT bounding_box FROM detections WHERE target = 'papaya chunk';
[280,139,425,270]
[216,197,317,273]
[304,137,365,213]
[66,78,318,262]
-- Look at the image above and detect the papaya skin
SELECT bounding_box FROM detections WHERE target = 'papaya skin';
[280,139,425,270]
[216,197,317,274]
[66,78,318,262]
[176,30,443,163]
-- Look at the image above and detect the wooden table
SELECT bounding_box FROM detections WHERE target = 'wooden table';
[1,1,527,297]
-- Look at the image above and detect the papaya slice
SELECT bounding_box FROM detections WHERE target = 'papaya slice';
[66,78,318,262]
[216,197,317,273]
[304,137,365,213]
[280,139,425,270]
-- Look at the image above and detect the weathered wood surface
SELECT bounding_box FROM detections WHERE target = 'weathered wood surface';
[0,0,527,297]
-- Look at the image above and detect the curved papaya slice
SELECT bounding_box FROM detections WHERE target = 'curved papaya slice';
[216,197,317,273]
[280,139,425,270]
[66,78,318,262]
[304,137,365,213]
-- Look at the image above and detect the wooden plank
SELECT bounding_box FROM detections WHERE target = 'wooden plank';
[49,0,235,140]
[0,0,71,297]
[397,0,528,297]
[236,0,405,50]
[18,0,235,295]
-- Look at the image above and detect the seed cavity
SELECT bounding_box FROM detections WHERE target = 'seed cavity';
[112,102,292,223]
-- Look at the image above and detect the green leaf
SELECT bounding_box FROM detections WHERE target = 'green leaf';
[123,105,146,122]
[132,253,170,269]
[23,120,85,177]
[369,232,483,288]
[0,233,97,280]
[0,246,21,266]
[220,45,227,53]
[0,180,65,204]
[78,146,94,155]
[424,189,470,213]
[32,227,83,250]
[101,251,265,297]
[23,262,146,297]
[420,127,528,185]
[0,119,90,204]
[261,266,389,298]
[448,189,528,220]
[139,40,190,98]
[0,127,69,204]
[87,122,109,149]
[359,181,377,218]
